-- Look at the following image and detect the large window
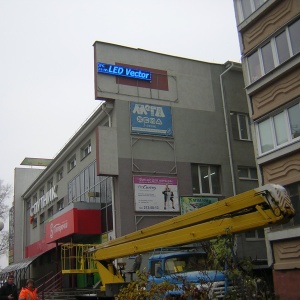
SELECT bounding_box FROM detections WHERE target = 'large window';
[68,161,113,233]
[256,102,300,154]
[191,164,221,195]
[247,18,300,83]
[231,113,252,141]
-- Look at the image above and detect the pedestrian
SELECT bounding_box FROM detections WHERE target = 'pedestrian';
[0,274,18,300]
[18,279,38,300]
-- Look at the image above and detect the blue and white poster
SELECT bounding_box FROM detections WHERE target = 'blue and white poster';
[130,102,173,136]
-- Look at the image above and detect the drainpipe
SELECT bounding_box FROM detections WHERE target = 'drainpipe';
[220,62,241,196]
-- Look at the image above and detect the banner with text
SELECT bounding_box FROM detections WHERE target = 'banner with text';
[134,175,178,212]
[180,196,219,214]
[130,102,173,136]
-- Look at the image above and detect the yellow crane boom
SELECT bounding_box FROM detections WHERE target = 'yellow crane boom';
[91,184,294,259]
[61,184,295,292]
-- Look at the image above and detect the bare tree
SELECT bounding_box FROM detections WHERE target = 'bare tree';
[0,180,12,257]
[0,180,10,219]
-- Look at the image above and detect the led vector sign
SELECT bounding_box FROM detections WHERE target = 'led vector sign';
[97,62,152,81]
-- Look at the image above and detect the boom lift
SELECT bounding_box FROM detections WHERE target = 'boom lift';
[61,184,295,297]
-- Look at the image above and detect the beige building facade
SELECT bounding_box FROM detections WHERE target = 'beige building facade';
[233,0,300,298]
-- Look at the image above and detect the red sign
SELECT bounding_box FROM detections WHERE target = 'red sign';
[25,238,56,258]
[45,209,101,243]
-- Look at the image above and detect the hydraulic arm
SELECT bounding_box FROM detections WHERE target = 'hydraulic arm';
[91,184,294,259]
[61,184,295,291]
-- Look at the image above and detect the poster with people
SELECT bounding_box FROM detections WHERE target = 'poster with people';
[134,176,179,212]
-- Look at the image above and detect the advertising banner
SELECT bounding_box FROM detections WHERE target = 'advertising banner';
[130,102,173,136]
[134,176,178,212]
[180,196,218,214]
[45,209,101,243]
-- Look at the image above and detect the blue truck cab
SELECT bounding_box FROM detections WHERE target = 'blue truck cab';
[147,251,229,299]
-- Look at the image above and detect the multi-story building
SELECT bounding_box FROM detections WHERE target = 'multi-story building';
[233,0,300,298]
[1,42,260,289]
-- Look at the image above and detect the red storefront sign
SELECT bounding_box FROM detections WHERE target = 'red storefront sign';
[45,209,101,243]
[25,238,56,258]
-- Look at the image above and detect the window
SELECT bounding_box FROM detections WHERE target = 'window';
[285,183,300,226]
[247,18,300,83]
[81,141,91,160]
[32,217,37,228]
[32,195,37,210]
[57,168,63,181]
[238,167,258,180]
[68,156,76,172]
[231,113,251,141]
[288,105,300,139]
[257,118,274,153]
[68,162,113,233]
[39,187,45,198]
[57,199,64,211]
[40,213,45,224]
[261,42,274,74]
[191,164,221,195]
[275,30,290,64]
[289,19,300,55]
[245,229,265,240]
[248,51,261,82]
[26,199,31,210]
[48,206,53,218]
[47,178,53,190]
[256,102,300,154]
[236,0,266,23]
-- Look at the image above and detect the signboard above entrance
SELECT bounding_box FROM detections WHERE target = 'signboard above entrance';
[97,62,152,81]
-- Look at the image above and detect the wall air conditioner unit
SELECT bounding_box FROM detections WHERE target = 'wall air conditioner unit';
[87,192,100,198]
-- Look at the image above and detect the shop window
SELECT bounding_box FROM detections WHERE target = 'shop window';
[191,164,221,195]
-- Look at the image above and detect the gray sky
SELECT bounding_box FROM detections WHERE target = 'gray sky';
[0,0,240,266]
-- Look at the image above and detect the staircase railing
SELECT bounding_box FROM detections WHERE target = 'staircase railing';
[37,271,62,300]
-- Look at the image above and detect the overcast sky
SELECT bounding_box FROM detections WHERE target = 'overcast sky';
[0,0,240,266]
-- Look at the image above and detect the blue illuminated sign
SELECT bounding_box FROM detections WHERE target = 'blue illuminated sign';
[97,62,152,81]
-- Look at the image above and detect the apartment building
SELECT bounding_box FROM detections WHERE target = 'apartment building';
[233,0,300,298]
